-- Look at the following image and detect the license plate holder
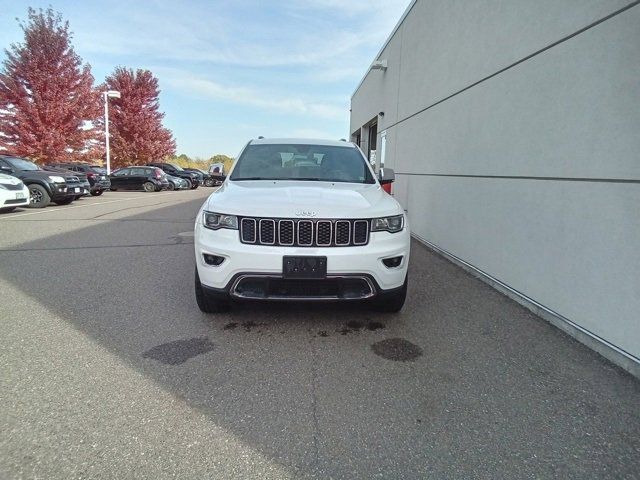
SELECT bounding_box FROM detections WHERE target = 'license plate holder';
[16,192,25,199]
[283,256,327,279]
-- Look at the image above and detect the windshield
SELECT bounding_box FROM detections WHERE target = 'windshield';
[169,164,184,171]
[231,144,374,183]
[5,157,40,171]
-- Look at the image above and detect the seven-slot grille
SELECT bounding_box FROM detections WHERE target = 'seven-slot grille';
[240,217,369,247]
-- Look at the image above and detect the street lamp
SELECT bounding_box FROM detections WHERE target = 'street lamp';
[103,90,121,175]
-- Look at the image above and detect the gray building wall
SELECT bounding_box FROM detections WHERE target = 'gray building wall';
[351,0,640,371]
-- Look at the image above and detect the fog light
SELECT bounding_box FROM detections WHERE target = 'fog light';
[203,253,225,266]
[382,256,403,268]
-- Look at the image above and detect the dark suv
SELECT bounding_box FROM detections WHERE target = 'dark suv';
[51,162,111,196]
[183,168,216,187]
[147,163,200,189]
[0,155,79,208]
[44,164,91,199]
[109,166,169,192]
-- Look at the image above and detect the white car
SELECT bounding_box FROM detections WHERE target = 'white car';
[194,138,410,313]
[0,173,30,213]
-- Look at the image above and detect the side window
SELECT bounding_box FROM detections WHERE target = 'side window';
[113,168,129,176]
[130,168,146,176]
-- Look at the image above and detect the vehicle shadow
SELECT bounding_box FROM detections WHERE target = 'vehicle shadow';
[1,197,639,478]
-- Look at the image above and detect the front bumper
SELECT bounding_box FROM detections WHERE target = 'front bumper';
[49,183,70,201]
[194,221,410,296]
[91,179,111,190]
[1,185,30,209]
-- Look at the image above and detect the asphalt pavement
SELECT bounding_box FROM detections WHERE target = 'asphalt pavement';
[1,189,639,479]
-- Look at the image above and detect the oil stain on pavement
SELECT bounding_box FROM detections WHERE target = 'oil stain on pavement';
[371,338,423,362]
[142,337,214,365]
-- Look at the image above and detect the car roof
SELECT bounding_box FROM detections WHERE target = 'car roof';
[249,138,355,148]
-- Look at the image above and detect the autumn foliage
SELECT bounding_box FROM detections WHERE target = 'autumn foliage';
[101,68,176,168]
[0,8,101,162]
[0,8,176,166]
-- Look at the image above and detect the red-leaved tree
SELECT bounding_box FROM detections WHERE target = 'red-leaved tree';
[101,68,176,167]
[0,8,101,162]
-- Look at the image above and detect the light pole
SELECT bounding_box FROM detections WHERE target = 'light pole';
[103,90,121,175]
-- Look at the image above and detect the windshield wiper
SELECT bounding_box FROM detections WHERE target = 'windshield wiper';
[232,177,268,181]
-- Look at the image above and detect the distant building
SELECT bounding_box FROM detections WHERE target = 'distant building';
[351,0,640,375]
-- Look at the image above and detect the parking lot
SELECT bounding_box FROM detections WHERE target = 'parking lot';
[1,189,639,479]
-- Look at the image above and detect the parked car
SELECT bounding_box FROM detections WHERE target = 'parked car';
[183,168,215,187]
[44,164,91,199]
[51,162,111,196]
[0,172,30,213]
[147,162,200,189]
[165,174,189,190]
[193,138,409,314]
[0,155,79,208]
[109,166,169,192]
[208,163,226,185]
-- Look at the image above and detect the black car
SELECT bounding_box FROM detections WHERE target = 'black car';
[183,168,216,187]
[43,164,91,199]
[147,163,200,189]
[52,162,111,196]
[109,166,169,192]
[0,155,79,208]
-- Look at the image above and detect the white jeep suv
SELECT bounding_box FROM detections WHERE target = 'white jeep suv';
[194,138,410,313]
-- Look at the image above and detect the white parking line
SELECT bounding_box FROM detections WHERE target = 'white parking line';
[0,192,179,220]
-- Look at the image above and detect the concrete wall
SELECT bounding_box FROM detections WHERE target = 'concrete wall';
[351,0,640,367]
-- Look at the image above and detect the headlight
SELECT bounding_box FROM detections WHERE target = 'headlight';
[371,214,404,233]
[203,211,238,230]
[48,175,65,183]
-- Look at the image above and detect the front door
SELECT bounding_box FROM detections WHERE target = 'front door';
[110,168,130,189]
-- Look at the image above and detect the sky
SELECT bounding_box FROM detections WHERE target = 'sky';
[0,0,411,158]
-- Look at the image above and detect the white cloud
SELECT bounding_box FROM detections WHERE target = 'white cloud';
[71,0,412,72]
[160,69,348,120]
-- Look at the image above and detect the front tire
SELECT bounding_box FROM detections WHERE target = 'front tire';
[28,184,50,208]
[195,268,230,313]
[184,179,193,189]
[204,178,214,187]
[167,182,175,191]
[373,276,407,313]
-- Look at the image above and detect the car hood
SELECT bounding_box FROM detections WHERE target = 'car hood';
[0,173,24,185]
[44,167,87,181]
[204,180,402,219]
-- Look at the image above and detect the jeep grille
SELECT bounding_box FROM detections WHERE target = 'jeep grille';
[239,217,369,247]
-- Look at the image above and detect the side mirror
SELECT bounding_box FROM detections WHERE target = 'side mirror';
[378,167,395,185]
